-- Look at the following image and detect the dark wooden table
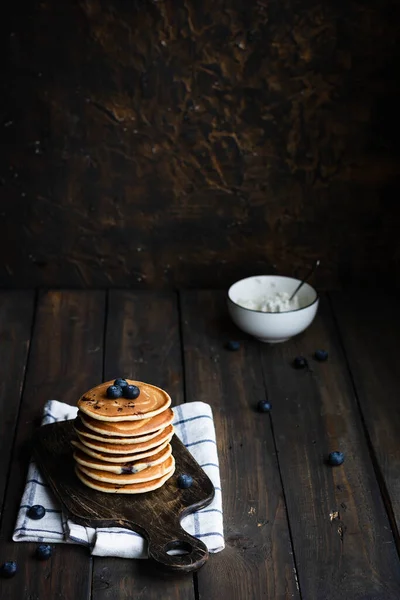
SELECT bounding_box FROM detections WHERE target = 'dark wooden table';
[1,290,400,600]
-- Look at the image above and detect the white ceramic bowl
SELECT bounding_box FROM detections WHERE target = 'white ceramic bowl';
[227,275,319,343]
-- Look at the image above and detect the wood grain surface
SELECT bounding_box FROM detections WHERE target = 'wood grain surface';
[330,292,400,540]
[259,297,400,599]
[34,421,214,573]
[93,291,195,600]
[2,289,400,600]
[0,291,106,600]
[1,1,400,289]
[0,291,34,515]
[180,290,300,600]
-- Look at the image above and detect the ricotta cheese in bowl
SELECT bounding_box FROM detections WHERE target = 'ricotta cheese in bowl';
[237,291,299,313]
[227,275,319,343]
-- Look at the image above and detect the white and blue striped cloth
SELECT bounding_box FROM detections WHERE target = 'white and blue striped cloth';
[13,400,224,558]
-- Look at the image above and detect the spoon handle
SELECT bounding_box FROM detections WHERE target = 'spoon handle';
[289,260,320,301]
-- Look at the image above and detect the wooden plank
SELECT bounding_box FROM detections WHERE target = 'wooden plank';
[0,291,105,600]
[92,291,195,600]
[259,295,400,599]
[330,291,400,536]
[0,291,35,515]
[180,291,300,600]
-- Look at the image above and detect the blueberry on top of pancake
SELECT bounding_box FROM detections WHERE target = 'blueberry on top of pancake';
[78,379,171,422]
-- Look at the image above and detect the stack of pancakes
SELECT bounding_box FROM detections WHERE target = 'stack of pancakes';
[72,380,175,494]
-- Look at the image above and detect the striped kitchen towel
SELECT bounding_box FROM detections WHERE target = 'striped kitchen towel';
[13,400,224,558]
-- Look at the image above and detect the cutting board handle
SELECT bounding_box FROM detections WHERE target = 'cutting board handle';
[145,522,209,572]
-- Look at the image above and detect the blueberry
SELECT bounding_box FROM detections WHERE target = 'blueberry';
[0,561,17,578]
[226,340,240,351]
[257,400,271,413]
[114,378,128,388]
[314,349,328,362]
[35,544,52,560]
[121,466,134,474]
[328,451,345,466]
[177,474,193,489]
[123,385,140,400]
[27,505,46,520]
[106,385,123,399]
[293,356,308,369]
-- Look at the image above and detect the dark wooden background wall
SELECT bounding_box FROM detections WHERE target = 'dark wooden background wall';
[1,0,399,289]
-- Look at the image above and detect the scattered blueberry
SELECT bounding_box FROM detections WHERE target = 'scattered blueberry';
[328,451,345,466]
[314,349,328,362]
[114,378,128,388]
[0,561,17,578]
[123,385,140,400]
[226,340,240,351]
[257,400,271,413]
[27,505,46,520]
[35,544,52,561]
[106,385,123,399]
[177,474,193,489]
[293,356,308,369]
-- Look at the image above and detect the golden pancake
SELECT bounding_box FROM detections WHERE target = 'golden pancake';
[73,444,172,474]
[77,455,174,484]
[80,408,174,437]
[71,438,171,463]
[77,380,171,422]
[74,417,163,445]
[80,412,152,434]
[75,424,174,455]
[75,463,176,494]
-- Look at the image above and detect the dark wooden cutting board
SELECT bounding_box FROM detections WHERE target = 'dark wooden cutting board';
[33,420,215,573]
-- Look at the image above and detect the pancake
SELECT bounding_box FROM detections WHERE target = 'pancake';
[77,455,174,484]
[74,417,163,445]
[80,413,152,435]
[80,407,174,437]
[75,463,175,494]
[77,380,171,422]
[71,438,171,463]
[73,444,172,474]
[75,424,174,455]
